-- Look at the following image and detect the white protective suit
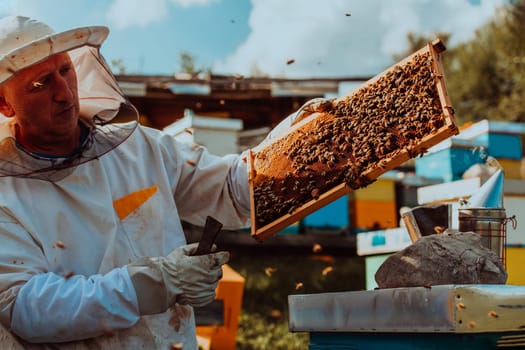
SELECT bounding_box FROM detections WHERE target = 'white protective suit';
[0,15,251,349]
[0,119,251,349]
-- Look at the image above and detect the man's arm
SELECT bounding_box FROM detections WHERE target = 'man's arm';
[10,268,140,343]
[0,219,140,343]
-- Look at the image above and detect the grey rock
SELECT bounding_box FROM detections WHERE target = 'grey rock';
[375,230,507,288]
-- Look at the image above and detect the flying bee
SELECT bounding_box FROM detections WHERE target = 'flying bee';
[53,241,65,249]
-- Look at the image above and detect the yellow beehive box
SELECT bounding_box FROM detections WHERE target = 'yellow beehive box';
[351,178,396,202]
[506,247,525,285]
[498,158,523,179]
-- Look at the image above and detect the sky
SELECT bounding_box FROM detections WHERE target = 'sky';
[0,0,508,78]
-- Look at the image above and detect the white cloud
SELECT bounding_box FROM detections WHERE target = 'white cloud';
[106,0,218,30]
[379,0,504,55]
[213,0,506,78]
[170,0,218,7]
[106,0,169,29]
[4,0,506,78]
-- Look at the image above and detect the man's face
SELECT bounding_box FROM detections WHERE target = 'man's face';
[0,52,80,153]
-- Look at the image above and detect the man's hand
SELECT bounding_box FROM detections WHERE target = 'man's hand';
[293,97,335,126]
[127,243,230,315]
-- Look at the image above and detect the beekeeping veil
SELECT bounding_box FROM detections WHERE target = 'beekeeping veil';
[0,16,138,180]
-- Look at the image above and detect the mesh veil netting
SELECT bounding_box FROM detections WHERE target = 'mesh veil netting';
[0,45,139,181]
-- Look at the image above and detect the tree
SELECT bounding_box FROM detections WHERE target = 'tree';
[111,58,126,75]
[393,0,525,124]
[444,0,525,123]
[179,51,197,75]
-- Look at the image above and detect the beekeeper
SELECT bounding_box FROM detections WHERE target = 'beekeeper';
[0,15,250,349]
[0,15,331,349]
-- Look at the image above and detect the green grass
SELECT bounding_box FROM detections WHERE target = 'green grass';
[228,253,366,350]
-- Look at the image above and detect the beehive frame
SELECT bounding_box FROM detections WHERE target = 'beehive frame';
[248,39,458,241]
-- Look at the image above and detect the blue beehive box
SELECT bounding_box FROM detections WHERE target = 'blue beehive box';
[472,132,522,160]
[459,120,525,160]
[302,195,349,232]
[415,138,486,182]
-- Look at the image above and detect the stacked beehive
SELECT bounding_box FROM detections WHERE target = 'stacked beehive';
[415,120,525,182]
[349,177,397,231]
[459,120,524,179]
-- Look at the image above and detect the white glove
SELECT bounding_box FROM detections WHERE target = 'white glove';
[254,97,334,150]
[293,97,335,123]
[127,243,229,315]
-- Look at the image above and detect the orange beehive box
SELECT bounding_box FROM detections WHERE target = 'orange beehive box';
[196,264,245,350]
[349,200,398,230]
[248,39,458,241]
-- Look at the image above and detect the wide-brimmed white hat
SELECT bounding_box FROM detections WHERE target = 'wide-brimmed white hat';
[0,15,109,84]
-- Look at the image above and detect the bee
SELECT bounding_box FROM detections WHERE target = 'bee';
[265,267,277,277]
[53,241,65,249]
[270,309,283,319]
[322,266,333,276]
[456,302,466,310]
[312,243,322,253]
[434,226,446,234]
[32,81,45,88]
